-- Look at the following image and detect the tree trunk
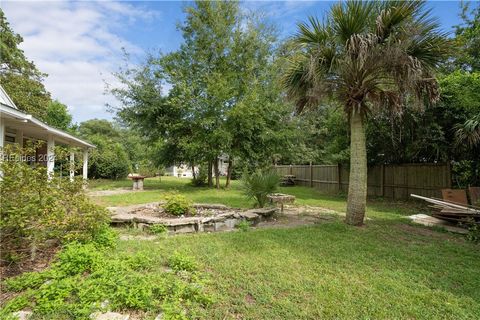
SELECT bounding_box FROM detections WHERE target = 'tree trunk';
[191,161,196,180]
[346,111,367,226]
[207,160,213,187]
[225,158,233,188]
[214,157,220,189]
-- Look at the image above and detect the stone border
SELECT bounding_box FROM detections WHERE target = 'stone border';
[109,203,278,234]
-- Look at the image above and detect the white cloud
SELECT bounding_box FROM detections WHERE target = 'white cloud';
[2,0,159,123]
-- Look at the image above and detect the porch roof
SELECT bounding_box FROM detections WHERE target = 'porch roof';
[0,86,94,149]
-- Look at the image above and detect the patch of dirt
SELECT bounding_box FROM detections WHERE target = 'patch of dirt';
[255,205,341,229]
[87,189,135,197]
[395,223,464,242]
[0,246,59,304]
[131,206,241,219]
[245,293,256,305]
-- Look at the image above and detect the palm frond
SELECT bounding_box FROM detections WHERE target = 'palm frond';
[455,115,480,148]
[295,16,329,46]
[330,0,376,43]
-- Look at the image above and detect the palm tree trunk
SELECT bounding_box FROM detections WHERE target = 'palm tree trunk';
[346,111,367,226]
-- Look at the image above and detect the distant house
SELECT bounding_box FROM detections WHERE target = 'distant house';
[0,85,95,179]
[165,155,229,178]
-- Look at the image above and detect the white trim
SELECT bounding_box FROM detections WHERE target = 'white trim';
[0,103,95,149]
[47,135,55,179]
[0,117,5,148]
[70,151,75,181]
[0,85,18,109]
[83,150,88,180]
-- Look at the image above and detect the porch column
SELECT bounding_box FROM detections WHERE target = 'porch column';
[82,149,88,180]
[0,117,4,148]
[16,129,23,147]
[69,151,75,181]
[0,118,4,179]
[47,135,55,179]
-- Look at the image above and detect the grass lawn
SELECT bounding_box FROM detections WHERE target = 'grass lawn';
[85,177,480,319]
[119,220,480,319]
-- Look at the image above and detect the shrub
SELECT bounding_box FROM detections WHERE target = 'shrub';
[190,165,208,187]
[242,169,280,208]
[88,137,130,179]
[164,192,195,216]
[0,144,110,266]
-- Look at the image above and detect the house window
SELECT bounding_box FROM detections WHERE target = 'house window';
[5,134,15,144]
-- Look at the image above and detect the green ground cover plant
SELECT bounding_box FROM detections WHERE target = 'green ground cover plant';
[0,230,211,320]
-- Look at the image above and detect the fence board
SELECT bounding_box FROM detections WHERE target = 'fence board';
[274,163,449,200]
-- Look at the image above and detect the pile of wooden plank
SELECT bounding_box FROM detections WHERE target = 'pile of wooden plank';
[411,194,480,225]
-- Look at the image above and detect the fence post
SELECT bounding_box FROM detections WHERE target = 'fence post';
[289,165,292,175]
[380,164,385,197]
[337,163,342,192]
[309,161,313,187]
[446,161,452,188]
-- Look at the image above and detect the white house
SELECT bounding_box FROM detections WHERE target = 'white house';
[0,85,94,179]
[165,155,229,178]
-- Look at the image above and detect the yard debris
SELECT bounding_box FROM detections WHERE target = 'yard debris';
[410,194,480,226]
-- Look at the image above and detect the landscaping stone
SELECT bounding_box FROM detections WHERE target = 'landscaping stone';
[249,207,278,217]
[174,224,197,233]
[110,202,284,235]
[154,314,163,320]
[193,203,228,210]
[90,312,130,320]
[12,311,32,320]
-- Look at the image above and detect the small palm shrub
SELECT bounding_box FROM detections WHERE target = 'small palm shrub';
[242,169,280,208]
[163,192,195,216]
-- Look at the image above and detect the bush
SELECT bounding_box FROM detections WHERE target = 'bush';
[190,165,208,187]
[242,169,280,208]
[164,192,195,216]
[88,137,130,179]
[0,144,110,266]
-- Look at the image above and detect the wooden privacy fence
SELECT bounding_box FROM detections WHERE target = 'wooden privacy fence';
[273,163,451,200]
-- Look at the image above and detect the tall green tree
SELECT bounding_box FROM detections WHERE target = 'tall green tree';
[112,1,295,188]
[282,1,449,225]
[0,9,51,119]
[452,2,480,72]
[45,100,73,131]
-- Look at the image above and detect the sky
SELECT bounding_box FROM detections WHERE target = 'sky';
[1,0,468,123]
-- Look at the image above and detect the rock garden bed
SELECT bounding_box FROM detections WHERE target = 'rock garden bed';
[108,202,278,234]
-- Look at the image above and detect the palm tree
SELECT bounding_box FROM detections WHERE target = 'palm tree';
[282,1,450,225]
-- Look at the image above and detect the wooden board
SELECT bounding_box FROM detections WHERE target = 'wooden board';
[469,187,480,206]
[441,189,468,205]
